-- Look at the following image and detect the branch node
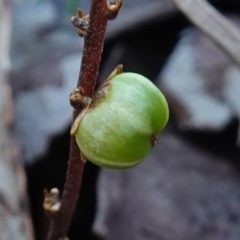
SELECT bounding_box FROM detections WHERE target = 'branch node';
[70,87,92,109]
[71,9,89,37]
[105,0,122,20]
[43,188,61,215]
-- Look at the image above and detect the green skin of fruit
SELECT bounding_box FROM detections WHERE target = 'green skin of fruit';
[75,72,169,169]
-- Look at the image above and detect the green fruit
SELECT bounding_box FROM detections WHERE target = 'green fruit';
[74,72,169,169]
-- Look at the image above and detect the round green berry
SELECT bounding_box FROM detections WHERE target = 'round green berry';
[74,72,169,169]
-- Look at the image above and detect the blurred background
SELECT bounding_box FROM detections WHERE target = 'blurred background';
[1,0,240,239]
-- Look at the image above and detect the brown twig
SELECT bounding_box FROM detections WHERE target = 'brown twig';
[171,0,240,67]
[46,1,122,239]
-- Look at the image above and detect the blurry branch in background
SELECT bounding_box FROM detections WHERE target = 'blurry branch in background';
[0,0,12,177]
[0,0,34,239]
[0,0,11,80]
[171,0,240,68]
[0,0,14,126]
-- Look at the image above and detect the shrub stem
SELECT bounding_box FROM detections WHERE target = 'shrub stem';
[46,1,121,239]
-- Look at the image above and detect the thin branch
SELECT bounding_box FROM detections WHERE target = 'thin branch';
[77,1,108,95]
[171,0,240,67]
[46,0,122,239]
